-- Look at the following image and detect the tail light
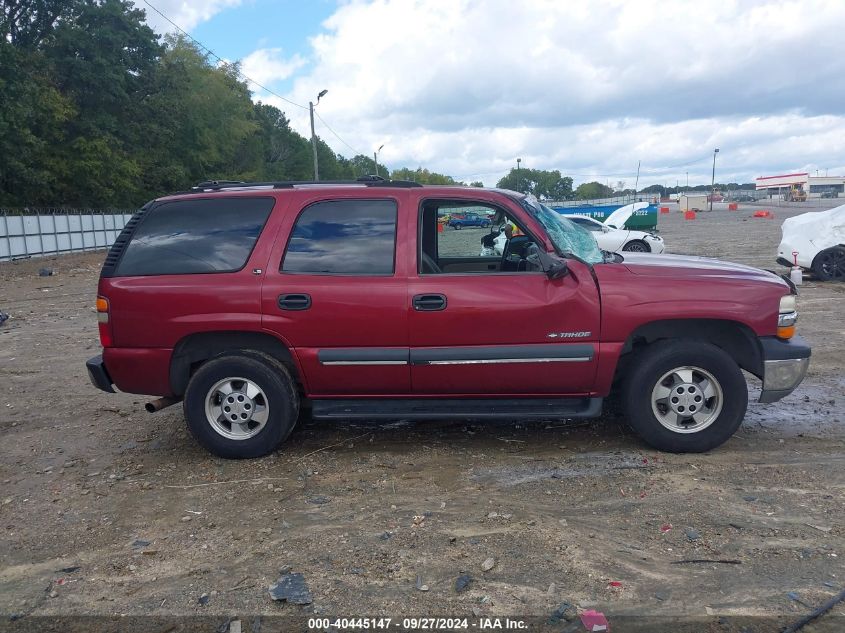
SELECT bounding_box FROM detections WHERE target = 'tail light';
[96,296,113,347]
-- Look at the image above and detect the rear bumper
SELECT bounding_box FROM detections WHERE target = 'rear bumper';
[758,335,811,403]
[86,355,115,393]
[87,348,173,396]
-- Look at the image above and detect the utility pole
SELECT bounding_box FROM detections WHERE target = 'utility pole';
[710,148,720,212]
[634,160,641,200]
[516,158,522,193]
[309,89,328,180]
[374,144,385,177]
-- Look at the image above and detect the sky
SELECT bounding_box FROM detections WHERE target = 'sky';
[135,0,845,189]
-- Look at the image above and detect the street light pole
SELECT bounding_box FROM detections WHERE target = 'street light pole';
[516,158,522,193]
[710,148,720,212]
[309,89,328,180]
[374,144,385,177]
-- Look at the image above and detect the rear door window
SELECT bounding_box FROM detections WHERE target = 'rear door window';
[282,199,397,275]
[115,197,274,276]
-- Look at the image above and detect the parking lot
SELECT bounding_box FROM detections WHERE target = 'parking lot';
[1,203,843,631]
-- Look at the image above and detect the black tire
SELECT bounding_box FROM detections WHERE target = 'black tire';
[622,340,747,453]
[623,239,650,253]
[183,352,299,459]
[481,221,491,228]
[454,223,462,230]
[811,246,845,281]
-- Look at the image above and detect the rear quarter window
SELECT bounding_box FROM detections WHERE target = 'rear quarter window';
[115,197,274,276]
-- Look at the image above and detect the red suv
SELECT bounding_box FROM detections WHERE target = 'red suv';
[87,179,810,458]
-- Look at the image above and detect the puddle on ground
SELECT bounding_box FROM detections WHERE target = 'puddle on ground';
[745,378,844,436]
[471,450,648,486]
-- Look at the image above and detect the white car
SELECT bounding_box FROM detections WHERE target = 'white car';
[777,203,845,281]
[565,203,665,254]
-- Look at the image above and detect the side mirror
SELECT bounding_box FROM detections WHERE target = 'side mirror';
[545,258,569,280]
[536,250,569,280]
[603,224,614,231]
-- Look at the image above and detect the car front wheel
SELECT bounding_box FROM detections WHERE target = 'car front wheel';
[623,239,650,252]
[453,223,462,230]
[622,340,747,452]
[183,352,299,458]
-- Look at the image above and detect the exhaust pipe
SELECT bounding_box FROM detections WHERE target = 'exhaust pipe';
[145,397,181,413]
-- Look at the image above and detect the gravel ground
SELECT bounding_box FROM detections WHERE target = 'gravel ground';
[1,202,843,632]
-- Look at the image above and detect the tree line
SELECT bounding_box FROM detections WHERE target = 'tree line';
[0,1,749,209]
[0,0,472,208]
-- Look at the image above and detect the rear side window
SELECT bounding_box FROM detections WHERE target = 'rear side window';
[115,197,274,276]
[282,199,397,275]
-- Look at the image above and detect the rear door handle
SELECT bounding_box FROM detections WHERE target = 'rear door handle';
[278,293,311,311]
[412,294,447,311]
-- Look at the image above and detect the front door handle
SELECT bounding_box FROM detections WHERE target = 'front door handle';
[278,293,311,311]
[412,294,447,311]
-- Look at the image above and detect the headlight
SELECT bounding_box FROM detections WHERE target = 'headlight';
[777,295,797,339]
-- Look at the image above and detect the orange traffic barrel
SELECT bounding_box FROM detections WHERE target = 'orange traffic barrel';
[684,210,696,220]
[660,206,670,214]
[753,210,773,218]
[728,203,738,211]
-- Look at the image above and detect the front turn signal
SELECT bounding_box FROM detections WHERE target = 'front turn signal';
[777,324,795,339]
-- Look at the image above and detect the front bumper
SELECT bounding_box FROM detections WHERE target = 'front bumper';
[758,335,811,403]
[645,237,665,254]
[86,354,115,393]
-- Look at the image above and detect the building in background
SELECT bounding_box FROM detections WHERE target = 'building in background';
[756,173,844,199]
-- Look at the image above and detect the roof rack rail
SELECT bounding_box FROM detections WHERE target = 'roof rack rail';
[188,176,422,192]
[194,180,248,188]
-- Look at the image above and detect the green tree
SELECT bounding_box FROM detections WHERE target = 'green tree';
[0,42,73,205]
[391,167,458,185]
[135,35,257,197]
[247,102,312,181]
[496,168,573,200]
[574,181,614,200]
[1,0,83,48]
[44,0,162,205]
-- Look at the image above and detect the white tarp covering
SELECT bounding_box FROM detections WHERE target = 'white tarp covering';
[778,204,845,268]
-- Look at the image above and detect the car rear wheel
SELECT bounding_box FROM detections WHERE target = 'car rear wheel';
[811,246,845,281]
[453,223,462,230]
[623,239,650,252]
[622,340,747,452]
[481,221,491,228]
[183,352,299,458]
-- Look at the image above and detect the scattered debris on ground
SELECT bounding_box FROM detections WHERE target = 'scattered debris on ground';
[268,571,313,605]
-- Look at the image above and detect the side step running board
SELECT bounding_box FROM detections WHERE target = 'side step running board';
[311,397,602,421]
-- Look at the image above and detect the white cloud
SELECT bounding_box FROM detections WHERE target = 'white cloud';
[253,1,845,185]
[240,48,306,87]
[134,0,243,33]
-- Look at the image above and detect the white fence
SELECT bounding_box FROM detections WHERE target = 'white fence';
[0,210,133,261]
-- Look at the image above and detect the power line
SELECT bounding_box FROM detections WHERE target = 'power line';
[314,111,364,157]
[141,0,308,110]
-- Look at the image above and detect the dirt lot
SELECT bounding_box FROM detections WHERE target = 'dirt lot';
[1,204,843,632]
